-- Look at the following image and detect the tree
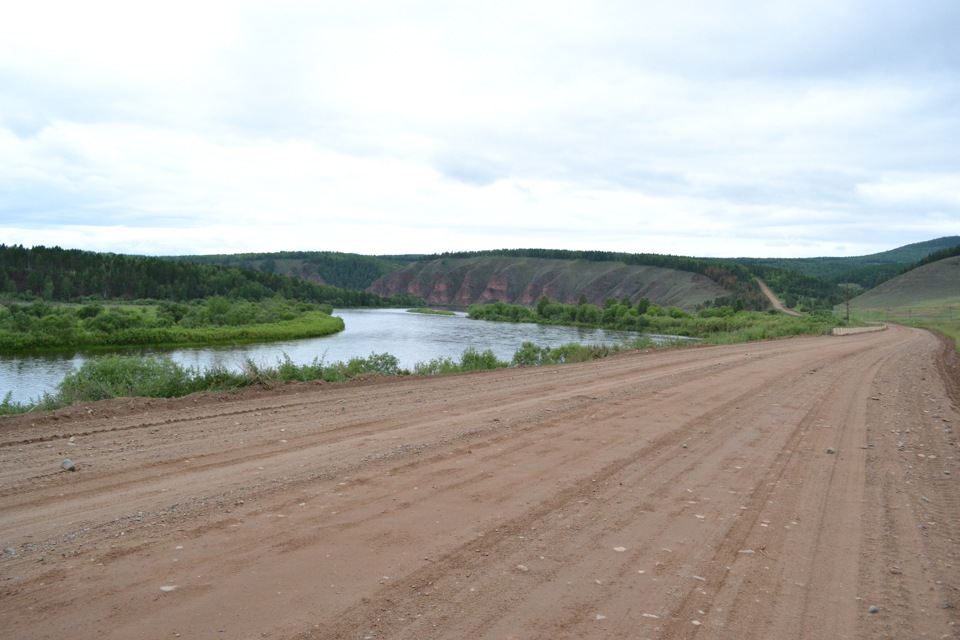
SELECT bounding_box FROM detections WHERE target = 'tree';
[537,295,550,317]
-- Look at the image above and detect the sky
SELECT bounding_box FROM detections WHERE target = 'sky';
[1,0,958,259]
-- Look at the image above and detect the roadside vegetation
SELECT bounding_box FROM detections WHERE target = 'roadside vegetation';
[0,335,672,416]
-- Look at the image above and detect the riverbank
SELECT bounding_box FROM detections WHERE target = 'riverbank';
[0,299,343,352]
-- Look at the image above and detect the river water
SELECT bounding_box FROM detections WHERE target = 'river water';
[0,309,680,405]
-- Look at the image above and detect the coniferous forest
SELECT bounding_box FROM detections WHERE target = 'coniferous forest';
[0,244,423,307]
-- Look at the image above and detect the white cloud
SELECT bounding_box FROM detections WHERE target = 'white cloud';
[857,174,960,209]
[1,0,958,258]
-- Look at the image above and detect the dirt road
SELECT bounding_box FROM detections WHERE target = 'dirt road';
[1,325,958,639]
[755,279,802,317]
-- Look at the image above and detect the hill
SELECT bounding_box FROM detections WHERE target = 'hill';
[167,251,421,290]
[844,253,960,349]
[0,245,423,307]
[848,254,960,312]
[736,236,960,287]
[367,256,733,310]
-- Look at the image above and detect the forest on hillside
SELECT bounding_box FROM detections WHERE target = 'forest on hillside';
[0,245,424,307]
[169,251,420,291]
[735,236,960,282]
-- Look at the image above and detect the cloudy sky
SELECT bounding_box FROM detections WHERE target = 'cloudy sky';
[1,0,958,258]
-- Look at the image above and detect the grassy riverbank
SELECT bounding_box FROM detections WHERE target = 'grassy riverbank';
[468,299,843,342]
[0,336,666,415]
[0,297,343,352]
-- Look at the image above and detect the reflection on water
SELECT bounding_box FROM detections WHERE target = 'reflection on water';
[0,309,667,404]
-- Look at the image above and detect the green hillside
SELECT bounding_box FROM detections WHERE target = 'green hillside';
[737,236,960,285]
[846,254,960,348]
[168,251,421,291]
[848,255,960,312]
[0,245,423,307]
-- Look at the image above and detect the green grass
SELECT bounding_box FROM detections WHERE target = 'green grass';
[847,301,960,352]
[842,255,960,352]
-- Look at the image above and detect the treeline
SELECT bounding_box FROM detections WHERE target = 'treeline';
[168,251,421,291]
[740,259,901,302]
[745,266,847,311]
[735,236,960,302]
[735,236,960,280]
[0,245,424,307]
[469,296,700,333]
[426,248,768,310]
[914,242,960,268]
[740,238,960,310]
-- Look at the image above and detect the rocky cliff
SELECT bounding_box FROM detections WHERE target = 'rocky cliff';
[368,257,731,310]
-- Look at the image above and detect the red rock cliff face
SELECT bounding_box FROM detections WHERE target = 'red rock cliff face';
[368,257,731,310]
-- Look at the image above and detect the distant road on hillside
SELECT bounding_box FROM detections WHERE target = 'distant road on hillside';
[757,278,803,316]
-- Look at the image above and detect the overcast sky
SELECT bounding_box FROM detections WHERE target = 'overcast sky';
[1,0,958,259]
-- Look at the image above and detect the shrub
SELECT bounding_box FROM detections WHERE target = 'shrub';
[56,355,197,403]
[512,342,551,366]
[458,348,507,371]
[413,356,460,376]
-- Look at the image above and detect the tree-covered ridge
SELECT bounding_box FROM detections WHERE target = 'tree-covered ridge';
[0,245,424,307]
[914,242,960,268]
[742,237,960,308]
[735,236,960,281]
[168,251,421,291]
[425,248,768,310]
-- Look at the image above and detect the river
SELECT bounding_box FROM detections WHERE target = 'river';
[0,309,678,405]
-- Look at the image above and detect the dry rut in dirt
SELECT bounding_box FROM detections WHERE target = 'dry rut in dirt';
[0,324,958,640]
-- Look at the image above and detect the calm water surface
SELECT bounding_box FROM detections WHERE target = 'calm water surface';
[0,309,664,404]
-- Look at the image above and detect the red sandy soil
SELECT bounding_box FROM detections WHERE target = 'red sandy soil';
[1,325,958,640]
